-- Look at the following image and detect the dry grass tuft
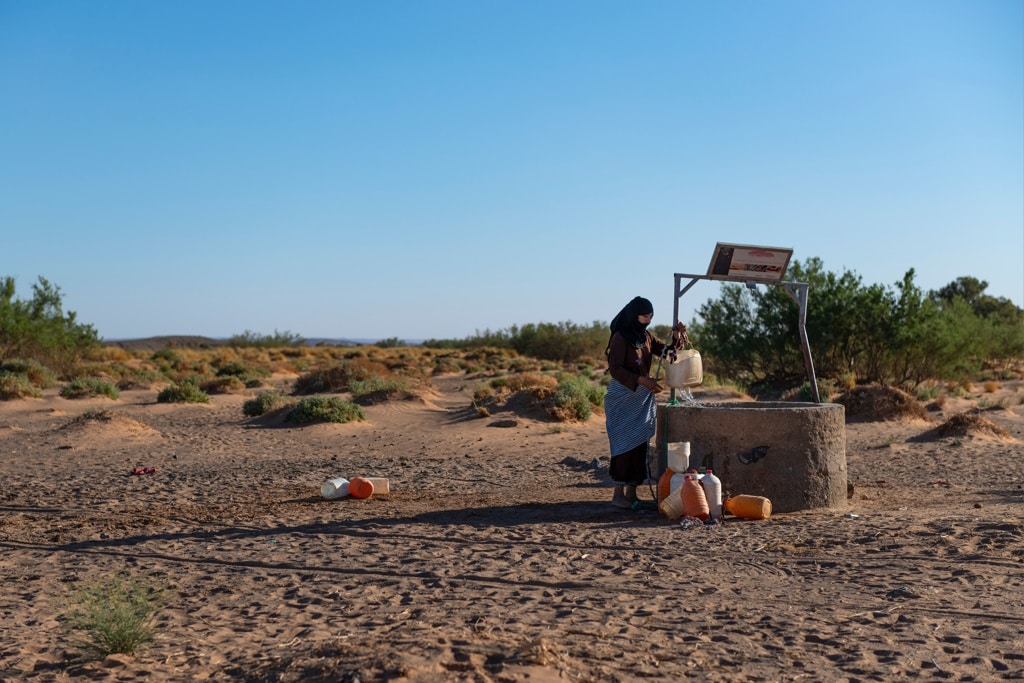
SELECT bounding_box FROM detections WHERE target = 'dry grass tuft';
[504,372,558,393]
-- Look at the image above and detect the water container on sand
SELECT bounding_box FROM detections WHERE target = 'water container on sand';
[659,488,685,520]
[365,477,390,496]
[681,474,710,521]
[659,442,691,504]
[701,469,723,521]
[724,495,772,520]
[321,477,350,499]
[657,468,673,504]
[666,441,690,473]
[349,477,374,499]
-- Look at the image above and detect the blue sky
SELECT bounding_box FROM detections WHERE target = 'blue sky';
[2,1,1021,342]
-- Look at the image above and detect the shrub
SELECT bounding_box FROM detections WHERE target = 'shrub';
[474,384,496,402]
[293,358,391,394]
[200,376,246,394]
[116,367,166,390]
[60,377,120,400]
[505,372,558,393]
[151,348,181,364]
[286,396,364,424]
[790,378,838,402]
[157,380,210,404]
[227,329,305,348]
[349,377,409,397]
[551,375,605,422]
[0,371,42,399]
[215,360,271,386]
[242,391,292,417]
[0,276,101,377]
[0,358,58,388]
[916,382,941,401]
[64,573,171,658]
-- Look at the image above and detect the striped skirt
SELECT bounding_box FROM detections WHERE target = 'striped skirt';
[604,378,656,457]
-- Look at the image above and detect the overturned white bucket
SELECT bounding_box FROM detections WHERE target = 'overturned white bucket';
[321,477,350,499]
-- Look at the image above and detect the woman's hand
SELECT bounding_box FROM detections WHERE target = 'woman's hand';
[672,322,690,345]
[638,376,664,393]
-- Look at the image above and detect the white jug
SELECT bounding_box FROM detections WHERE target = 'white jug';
[665,346,703,388]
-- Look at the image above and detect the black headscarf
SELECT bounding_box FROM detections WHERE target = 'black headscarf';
[606,296,654,355]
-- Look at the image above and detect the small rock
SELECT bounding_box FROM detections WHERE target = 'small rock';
[488,419,518,428]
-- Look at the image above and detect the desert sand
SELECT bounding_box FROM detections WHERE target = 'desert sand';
[1,373,1022,682]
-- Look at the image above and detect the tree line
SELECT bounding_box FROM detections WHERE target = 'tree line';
[3,263,1022,394]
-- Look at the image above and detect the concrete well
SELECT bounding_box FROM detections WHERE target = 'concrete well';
[655,401,847,513]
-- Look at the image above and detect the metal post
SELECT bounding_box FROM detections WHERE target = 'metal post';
[781,282,819,403]
[670,273,821,403]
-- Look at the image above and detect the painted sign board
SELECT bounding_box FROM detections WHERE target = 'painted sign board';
[706,243,793,283]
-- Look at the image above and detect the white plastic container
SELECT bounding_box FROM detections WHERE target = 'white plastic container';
[658,488,685,520]
[321,477,350,499]
[666,441,690,473]
[364,477,390,496]
[701,469,723,521]
[665,347,703,388]
[669,472,689,497]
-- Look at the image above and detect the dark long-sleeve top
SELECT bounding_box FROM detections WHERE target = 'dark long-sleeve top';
[607,330,682,391]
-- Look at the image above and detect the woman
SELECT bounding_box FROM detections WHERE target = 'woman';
[604,296,687,509]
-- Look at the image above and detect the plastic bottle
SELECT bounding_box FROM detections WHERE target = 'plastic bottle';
[321,477,350,499]
[657,468,674,504]
[701,469,723,521]
[666,441,690,473]
[349,476,374,499]
[681,474,709,521]
[724,494,772,520]
[365,477,390,496]
[658,487,685,520]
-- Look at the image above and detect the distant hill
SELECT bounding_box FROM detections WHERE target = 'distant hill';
[105,336,226,351]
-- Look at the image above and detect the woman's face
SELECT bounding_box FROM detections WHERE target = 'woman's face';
[637,313,653,325]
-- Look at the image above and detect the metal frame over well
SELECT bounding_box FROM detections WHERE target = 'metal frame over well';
[671,273,821,403]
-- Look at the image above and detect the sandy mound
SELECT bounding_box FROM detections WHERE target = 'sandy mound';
[58,409,161,441]
[476,388,565,422]
[835,384,932,422]
[933,411,1016,441]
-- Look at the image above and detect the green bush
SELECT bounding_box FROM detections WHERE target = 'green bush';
[293,358,390,395]
[0,371,42,399]
[242,390,292,417]
[200,376,246,394]
[790,378,837,403]
[552,375,606,422]
[0,276,101,378]
[349,377,409,397]
[215,361,271,386]
[60,377,120,400]
[689,259,1024,394]
[151,348,181,364]
[0,358,58,388]
[116,367,166,389]
[157,380,210,404]
[285,395,364,424]
[64,573,171,658]
[226,329,305,348]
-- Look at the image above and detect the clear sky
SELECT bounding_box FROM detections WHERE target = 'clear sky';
[2,1,1022,342]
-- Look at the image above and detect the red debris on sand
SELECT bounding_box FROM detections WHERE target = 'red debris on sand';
[129,467,157,476]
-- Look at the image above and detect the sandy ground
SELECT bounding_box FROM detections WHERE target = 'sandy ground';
[1,374,1022,682]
